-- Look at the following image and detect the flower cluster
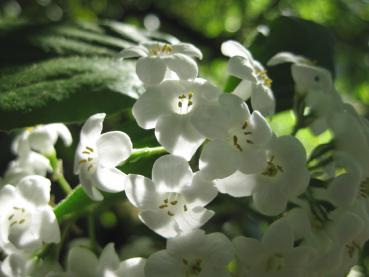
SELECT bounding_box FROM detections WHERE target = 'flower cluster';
[0,36,368,277]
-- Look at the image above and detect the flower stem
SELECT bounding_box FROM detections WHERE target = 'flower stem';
[124,146,166,164]
[48,152,73,195]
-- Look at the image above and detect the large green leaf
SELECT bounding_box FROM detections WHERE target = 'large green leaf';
[0,56,143,131]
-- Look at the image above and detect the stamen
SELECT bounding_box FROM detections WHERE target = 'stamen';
[86,146,94,152]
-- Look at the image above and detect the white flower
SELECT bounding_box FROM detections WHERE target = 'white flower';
[145,229,234,277]
[0,175,60,254]
[51,243,146,277]
[120,41,202,85]
[215,135,310,216]
[12,123,72,155]
[125,154,217,238]
[193,93,272,180]
[74,113,132,201]
[233,219,313,277]
[1,144,51,186]
[221,40,275,115]
[132,79,221,160]
[267,52,333,95]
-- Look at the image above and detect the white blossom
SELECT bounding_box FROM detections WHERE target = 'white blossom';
[12,123,72,155]
[74,113,132,201]
[125,154,217,238]
[221,40,275,115]
[132,79,221,160]
[215,135,310,216]
[233,219,313,277]
[120,41,202,85]
[193,93,272,180]
[49,243,146,277]
[145,229,234,277]
[0,175,60,254]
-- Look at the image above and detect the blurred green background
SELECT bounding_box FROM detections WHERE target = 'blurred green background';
[0,0,369,262]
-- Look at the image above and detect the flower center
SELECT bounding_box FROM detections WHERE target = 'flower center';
[255,69,272,87]
[149,43,173,56]
[261,156,283,177]
[158,193,187,216]
[230,121,253,152]
[182,257,203,276]
[265,253,284,272]
[7,206,29,228]
[175,92,194,115]
[79,146,97,173]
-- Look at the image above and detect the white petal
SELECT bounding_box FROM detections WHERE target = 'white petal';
[117,258,146,277]
[175,207,214,232]
[96,131,132,167]
[199,140,239,180]
[50,123,73,147]
[267,52,310,66]
[28,131,55,154]
[97,243,120,273]
[251,84,275,116]
[291,64,333,93]
[215,170,257,197]
[164,54,198,80]
[132,86,172,129]
[80,168,103,201]
[172,43,203,59]
[232,79,253,101]
[183,172,218,207]
[202,232,235,268]
[249,111,272,146]
[145,250,183,277]
[94,166,127,193]
[139,210,178,238]
[238,148,268,174]
[262,219,294,251]
[327,173,360,207]
[218,93,251,127]
[253,182,288,216]
[40,208,60,244]
[17,175,50,206]
[136,57,167,85]
[67,247,98,275]
[125,174,162,209]
[233,236,265,266]
[221,40,252,59]
[227,56,255,81]
[155,114,205,161]
[152,154,193,192]
[119,45,149,58]
[80,113,105,145]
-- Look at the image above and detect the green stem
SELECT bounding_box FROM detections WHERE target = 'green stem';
[124,146,166,164]
[48,153,73,195]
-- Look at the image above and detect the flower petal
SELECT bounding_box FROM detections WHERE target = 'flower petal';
[172,43,202,59]
[94,166,127,193]
[119,45,149,58]
[136,57,166,85]
[155,114,205,161]
[96,131,132,167]
[183,172,218,207]
[262,218,294,252]
[221,40,252,59]
[227,56,255,81]
[249,111,272,146]
[251,84,275,116]
[164,53,198,80]
[145,250,183,277]
[97,243,120,273]
[253,182,288,216]
[152,154,193,192]
[215,170,257,197]
[199,140,239,180]
[232,79,253,101]
[79,168,103,201]
[175,207,214,232]
[40,208,60,244]
[125,174,162,209]
[67,247,98,275]
[267,52,310,66]
[80,113,105,145]
[139,210,177,238]
[17,175,50,206]
[117,258,146,277]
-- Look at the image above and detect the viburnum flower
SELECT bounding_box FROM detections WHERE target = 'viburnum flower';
[145,229,234,277]
[74,113,132,201]
[193,93,272,180]
[221,40,275,115]
[267,52,333,95]
[0,175,60,254]
[132,79,221,160]
[49,243,146,277]
[1,142,51,186]
[214,135,310,216]
[125,154,217,238]
[233,219,313,277]
[12,123,72,155]
[120,41,202,85]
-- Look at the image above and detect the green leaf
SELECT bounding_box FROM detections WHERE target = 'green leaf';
[0,56,143,131]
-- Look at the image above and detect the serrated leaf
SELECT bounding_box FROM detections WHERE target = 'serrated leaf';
[0,56,143,131]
